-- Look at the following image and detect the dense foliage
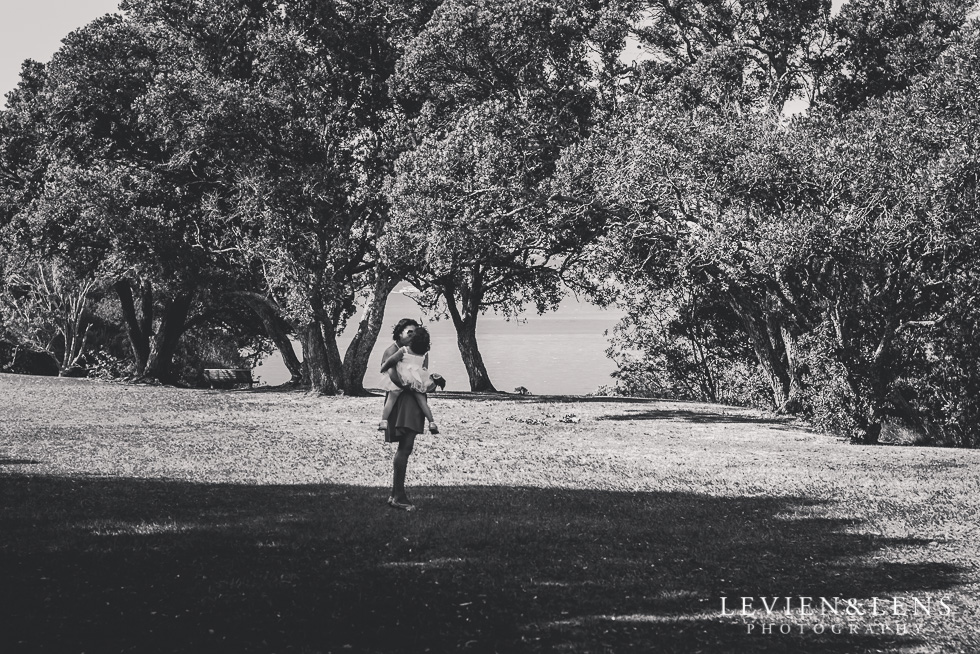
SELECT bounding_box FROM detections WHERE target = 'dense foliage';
[557,6,980,446]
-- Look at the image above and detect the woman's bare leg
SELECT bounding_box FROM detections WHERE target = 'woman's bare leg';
[391,433,416,506]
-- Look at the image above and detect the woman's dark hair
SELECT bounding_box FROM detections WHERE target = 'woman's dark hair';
[409,326,431,355]
[392,318,420,341]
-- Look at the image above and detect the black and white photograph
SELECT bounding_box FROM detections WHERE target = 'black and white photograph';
[2,0,979,651]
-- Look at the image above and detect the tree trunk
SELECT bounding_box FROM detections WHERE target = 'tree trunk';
[727,292,791,410]
[776,325,805,415]
[860,331,898,446]
[322,315,346,393]
[829,308,887,445]
[58,277,95,376]
[114,279,152,376]
[240,293,303,383]
[860,421,882,445]
[455,319,495,391]
[271,328,303,385]
[342,271,399,396]
[444,281,495,391]
[300,321,338,395]
[144,291,194,384]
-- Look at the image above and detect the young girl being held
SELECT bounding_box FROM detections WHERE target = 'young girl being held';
[379,323,445,434]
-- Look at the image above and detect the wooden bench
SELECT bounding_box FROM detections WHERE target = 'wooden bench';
[203,368,254,389]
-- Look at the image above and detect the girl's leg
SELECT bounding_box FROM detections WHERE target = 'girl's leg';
[413,393,435,424]
[390,433,416,508]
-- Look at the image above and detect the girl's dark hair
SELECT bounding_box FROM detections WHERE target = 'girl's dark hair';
[392,318,420,341]
[409,326,431,355]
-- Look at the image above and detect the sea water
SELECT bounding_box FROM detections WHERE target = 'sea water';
[254,291,623,396]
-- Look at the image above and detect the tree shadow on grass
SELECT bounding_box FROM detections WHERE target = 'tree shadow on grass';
[0,475,963,653]
[597,408,790,425]
[248,382,307,394]
[382,391,678,404]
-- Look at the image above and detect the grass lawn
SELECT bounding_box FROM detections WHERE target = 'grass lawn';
[2,372,979,653]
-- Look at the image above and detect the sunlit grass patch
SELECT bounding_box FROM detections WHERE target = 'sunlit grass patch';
[86,520,202,537]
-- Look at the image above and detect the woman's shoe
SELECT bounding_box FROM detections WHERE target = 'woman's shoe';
[388,496,416,511]
[428,423,439,435]
[378,420,388,432]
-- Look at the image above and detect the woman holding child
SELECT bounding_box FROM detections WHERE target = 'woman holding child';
[378,318,445,511]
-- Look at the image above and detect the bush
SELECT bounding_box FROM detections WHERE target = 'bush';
[910,316,980,448]
[796,314,980,448]
[0,340,60,376]
[796,330,865,442]
[604,289,774,409]
[85,348,136,381]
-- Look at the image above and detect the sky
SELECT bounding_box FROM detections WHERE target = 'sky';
[1,0,122,103]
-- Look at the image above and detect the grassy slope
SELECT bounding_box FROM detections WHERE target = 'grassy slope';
[1,373,978,653]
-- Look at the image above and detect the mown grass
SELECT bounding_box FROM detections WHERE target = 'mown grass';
[1,373,979,653]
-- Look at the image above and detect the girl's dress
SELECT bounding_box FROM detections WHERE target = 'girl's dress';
[381,349,433,393]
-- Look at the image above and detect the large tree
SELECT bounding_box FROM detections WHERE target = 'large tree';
[9,13,254,383]
[384,0,624,391]
[792,29,980,443]
[546,1,839,410]
[121,0,441,394]
[566,18,980,444]
[562,0,978,420]
[555,104,819,412]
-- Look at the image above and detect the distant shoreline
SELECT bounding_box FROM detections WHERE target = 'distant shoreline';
[258,292,624,394]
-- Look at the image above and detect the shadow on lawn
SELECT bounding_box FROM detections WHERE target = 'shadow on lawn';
[0,475,960,654]
[364,390,682,404]
[597,409,788,425]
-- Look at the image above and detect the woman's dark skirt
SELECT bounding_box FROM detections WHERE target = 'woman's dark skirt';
[385,390,425,443]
